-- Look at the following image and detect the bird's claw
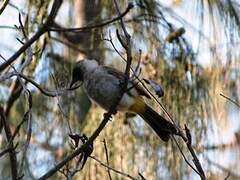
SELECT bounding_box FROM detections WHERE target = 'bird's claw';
[79,134,93,169]
[69,133,82,148]
[69,133,94,170]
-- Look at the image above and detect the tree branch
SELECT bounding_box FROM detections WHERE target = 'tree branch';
[220,93,240,108]
[0,0,9,15]
[90,156,138,180]
[0,106,18,180]
[0,0,63,72]
[103,139,112,180]
[206,157,240,179]
[49,3,134,32]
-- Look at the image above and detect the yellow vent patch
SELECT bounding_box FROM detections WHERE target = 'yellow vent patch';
[129,97,146,113]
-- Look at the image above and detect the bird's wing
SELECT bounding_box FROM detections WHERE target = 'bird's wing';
[102,66,126,80]
[103,66,151,99]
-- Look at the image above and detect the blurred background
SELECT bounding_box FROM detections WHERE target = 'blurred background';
[0,0,239,179]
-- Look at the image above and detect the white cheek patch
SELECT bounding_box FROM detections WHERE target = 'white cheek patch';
[118,93,135,111]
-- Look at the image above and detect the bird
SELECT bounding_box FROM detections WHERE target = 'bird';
[70,59,177,142]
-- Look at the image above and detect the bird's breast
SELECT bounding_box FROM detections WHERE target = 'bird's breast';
[84,73,135,111]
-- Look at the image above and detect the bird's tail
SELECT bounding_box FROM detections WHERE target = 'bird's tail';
[130,97,177,141]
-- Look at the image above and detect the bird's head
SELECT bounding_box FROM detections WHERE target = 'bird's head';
[70,59,98,88]
[70,63,83,88]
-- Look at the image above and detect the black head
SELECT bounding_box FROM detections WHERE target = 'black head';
[70,64,84,88]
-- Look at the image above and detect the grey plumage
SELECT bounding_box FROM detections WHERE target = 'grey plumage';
[70,59,177,141]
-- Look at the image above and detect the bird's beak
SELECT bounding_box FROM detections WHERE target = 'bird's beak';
[69,80,76,88]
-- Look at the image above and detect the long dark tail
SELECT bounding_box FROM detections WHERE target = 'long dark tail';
[139,105,177,141]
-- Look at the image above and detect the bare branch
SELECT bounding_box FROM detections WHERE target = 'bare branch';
[0,0,63,72]
[220,93,240,108]
[172,136,202,176]
[90,156,138,180]
[0,0,9,15]
[184,125,206,179]
[1,51,33,177]
[19,90,33,174]
[14,73,77,97]
[51,36,86,53]
[138,172,146,180]
[103,139,112,180]
[0,106,18,179]
[113,1,133,93]
[38,113,111,179]
[206,157,240,179]
[0,147,12,158]
[49,3,134,32]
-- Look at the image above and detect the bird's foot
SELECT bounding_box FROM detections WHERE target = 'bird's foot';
[69,133,93,170]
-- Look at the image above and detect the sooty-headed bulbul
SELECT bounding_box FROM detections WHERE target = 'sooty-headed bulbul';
[70,59,177,141]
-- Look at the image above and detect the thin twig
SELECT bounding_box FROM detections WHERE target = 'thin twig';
[17,16,33,173]
[15,72,78,97]
[220,93,240,108]
[19,90,33,175]
[138,172,146,180]
[49,3,134,32]
[0,0,9,15]
[18,13,33,73]
[50,72,73,134]
[1,51,33,178]
[113,1,132,39]
[38,112,113,179]
[0,106,18,179]
[224,172,230,180]
[1,70,81,98]
[90,156,138,180]
[0,147,11,158]
[51,36,86,53]
[206,157,240,179]
[0,0,63,72]
[103,139,112,180]
[113,1,133,90]
[184,125,205,179]
[172,136,201,176]
[0,52,33,179]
